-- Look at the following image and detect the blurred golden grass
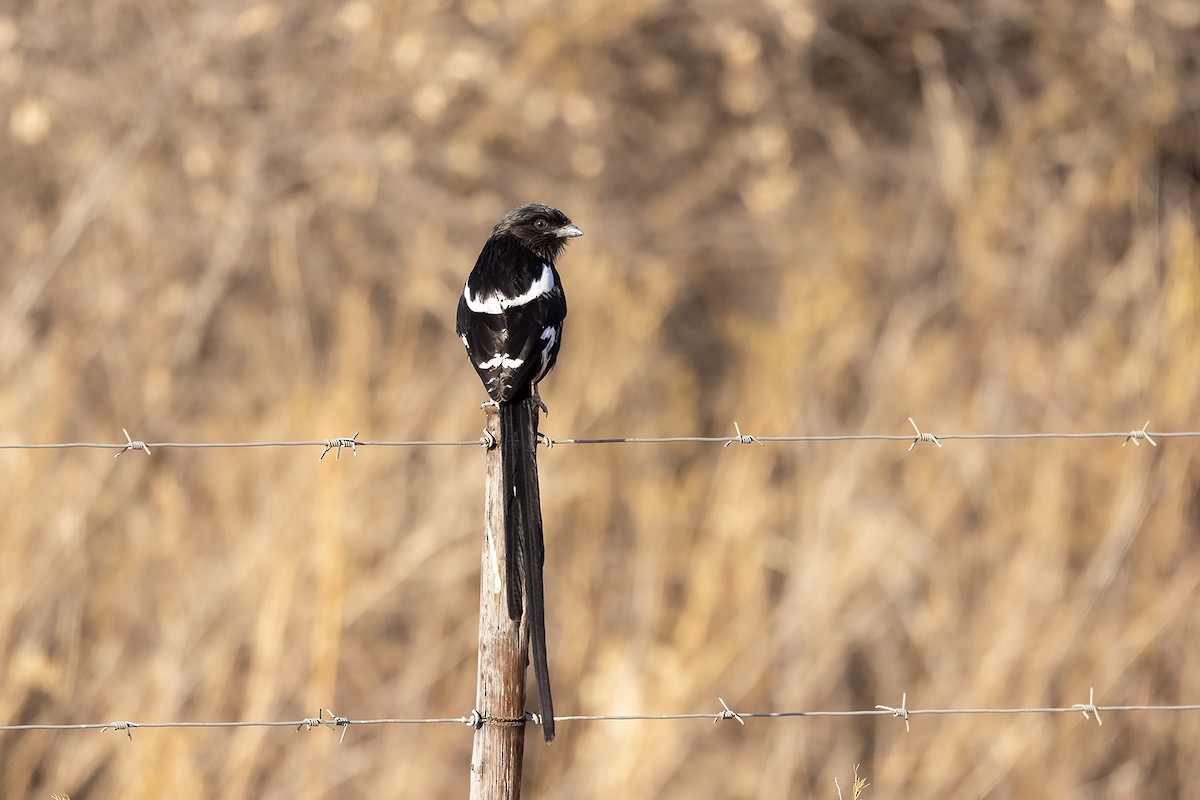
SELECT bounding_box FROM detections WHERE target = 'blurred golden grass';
[1,0,1199,796]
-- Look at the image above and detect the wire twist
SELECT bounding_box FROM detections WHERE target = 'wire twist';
[876,693,911,732]
[320,433,360,461]
[724,422,764,447]
[713,697,745,726]
[296,709,350,742]
[1072,687,1103,726]
[1123,421,1157,447]
[114,429,151,458]
[907,418,941,452]
[102,720,138,740]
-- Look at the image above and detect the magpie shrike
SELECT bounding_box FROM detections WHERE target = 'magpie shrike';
[456,203,581,742]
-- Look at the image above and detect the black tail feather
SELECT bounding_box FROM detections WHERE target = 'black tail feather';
[500,405,525,621]
[500,400,556,742]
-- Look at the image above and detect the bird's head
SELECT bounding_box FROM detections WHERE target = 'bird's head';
[492,203,583,262]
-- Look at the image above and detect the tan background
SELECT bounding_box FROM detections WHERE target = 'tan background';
[2,0,1199,797]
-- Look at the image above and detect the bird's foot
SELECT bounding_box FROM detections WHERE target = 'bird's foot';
[480,399,500,411]
[530,393,549,416]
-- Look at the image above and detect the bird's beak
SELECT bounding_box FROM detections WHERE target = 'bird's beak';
[554,224,583,238]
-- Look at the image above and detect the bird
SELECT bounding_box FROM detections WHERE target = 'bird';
[456,203,582,742]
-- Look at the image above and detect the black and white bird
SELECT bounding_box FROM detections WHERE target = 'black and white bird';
[456,203,581,742]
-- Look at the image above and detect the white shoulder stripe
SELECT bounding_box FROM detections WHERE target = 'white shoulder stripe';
[463,264,555,315]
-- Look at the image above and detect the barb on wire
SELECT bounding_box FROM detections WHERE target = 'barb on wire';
[1123,421,1157,447]
[329,711,350,742]
[907,419,941,452]
[876,692,911,732]
[724,421,764,447]
[296,709,350,741]
[713,697,745,726]
[1072,687,1103,726]
[102,720,138,740]
[320,433,360,461]
[297,715,322,732]
[114,429,150,458]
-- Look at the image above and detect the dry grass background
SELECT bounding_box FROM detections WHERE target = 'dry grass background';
[1,0,1199,797]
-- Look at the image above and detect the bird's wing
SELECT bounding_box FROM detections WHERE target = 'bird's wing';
[458,291,565,404]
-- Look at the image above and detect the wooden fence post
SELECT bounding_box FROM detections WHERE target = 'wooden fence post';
[469,407,529,799]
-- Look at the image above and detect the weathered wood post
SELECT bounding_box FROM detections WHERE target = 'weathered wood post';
[469,406,530,799]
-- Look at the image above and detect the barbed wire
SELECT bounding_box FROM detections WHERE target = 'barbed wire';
[5,690,1200,739]
[5,426,1190,752]
[0,420,1191,458]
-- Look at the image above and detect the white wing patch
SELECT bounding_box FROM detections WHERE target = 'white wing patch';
[463,264,555,314]
[477,354,525,370]
[538,326,558,375]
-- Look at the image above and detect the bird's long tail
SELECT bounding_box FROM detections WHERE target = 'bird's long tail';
[500,399,555,742]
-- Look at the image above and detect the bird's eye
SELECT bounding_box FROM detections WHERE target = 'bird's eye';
[534,219,548,230]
